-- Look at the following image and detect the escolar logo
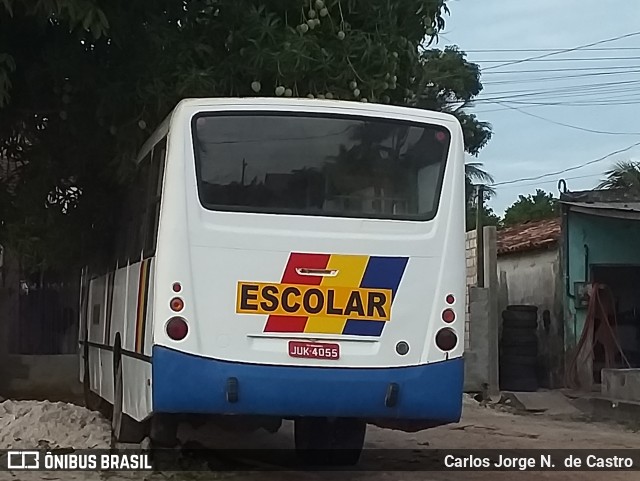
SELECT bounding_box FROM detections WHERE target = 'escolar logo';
[235,253,408,337]
[237,283,392,320]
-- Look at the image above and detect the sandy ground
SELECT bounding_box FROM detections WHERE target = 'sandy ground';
[0,397,638,481]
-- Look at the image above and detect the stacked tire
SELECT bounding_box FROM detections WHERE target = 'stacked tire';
[499,305,538,392]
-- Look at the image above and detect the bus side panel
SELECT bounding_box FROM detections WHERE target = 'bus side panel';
[123,262,142,354]
[87,276,106,399]
[118,258,154,421]
[97,345,113,404]
[78,268,89,383]
[122,356,153,422]
[110,267,129,348]
[143,260,156,358]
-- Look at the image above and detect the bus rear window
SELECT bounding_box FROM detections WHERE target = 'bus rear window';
[192,112,450,221]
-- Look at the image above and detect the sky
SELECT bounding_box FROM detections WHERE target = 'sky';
[443,0,640,214]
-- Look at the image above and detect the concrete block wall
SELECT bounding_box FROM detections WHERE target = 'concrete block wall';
[464,226,499,395]
[465,229,478,350]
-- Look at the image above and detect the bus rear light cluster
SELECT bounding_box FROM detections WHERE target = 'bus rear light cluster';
[166,317,188,341]
[442,308,455,323]
[435,328,457,351]
[170,297,184,312]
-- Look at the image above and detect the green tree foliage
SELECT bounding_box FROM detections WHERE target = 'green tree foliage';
[0,0,493,273]
[465,205,500,232]
[598,160,640,194]
[465,162,494,207]
[502,189,558,227]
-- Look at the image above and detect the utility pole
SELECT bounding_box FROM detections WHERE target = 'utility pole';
[476,184,485,288]
[241,158,247,186]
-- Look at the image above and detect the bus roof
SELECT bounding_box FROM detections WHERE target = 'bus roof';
[136,97,461,163]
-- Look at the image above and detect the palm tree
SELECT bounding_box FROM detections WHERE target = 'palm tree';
[465,162,495,207]
[598,160,640,193]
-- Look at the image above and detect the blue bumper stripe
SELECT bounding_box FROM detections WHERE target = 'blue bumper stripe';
[152,346,463,422]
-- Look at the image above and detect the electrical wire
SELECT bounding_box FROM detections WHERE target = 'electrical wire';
[479,56,640,63]
[490,140,640,187]
[475,79,640,102]
[483,69,640,86]
[474,100,640,114]
[467,47,640,53]
[481,30,640,71]
[483,66,640,75]
[489,101,640,136]
[493,172,603,190]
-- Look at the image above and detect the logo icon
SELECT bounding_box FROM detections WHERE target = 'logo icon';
[7,451,40,470]
[236,253,408,337]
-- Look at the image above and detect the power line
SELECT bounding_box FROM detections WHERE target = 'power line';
[474,79,640,102]
[493,172,603,190]
[478,56,640,63]
[483,68,640,85]
[468,47,640,53]
[481,31,640,71]
[482,65,638,77]
[473,90,640,103]
[483,65,640,75]
[488,93,640,106]
[491,141,640,187]
[474,99,640,114]
[490,101,640,135]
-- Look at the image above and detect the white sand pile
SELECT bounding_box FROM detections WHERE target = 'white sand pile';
[0,400,111,449]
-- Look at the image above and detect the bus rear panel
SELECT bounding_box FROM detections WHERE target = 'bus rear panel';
[151,99,466,429]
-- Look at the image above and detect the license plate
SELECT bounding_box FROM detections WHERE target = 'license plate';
[288,341,340,360]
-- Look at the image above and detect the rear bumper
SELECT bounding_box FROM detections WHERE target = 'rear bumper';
[151,346,463,423]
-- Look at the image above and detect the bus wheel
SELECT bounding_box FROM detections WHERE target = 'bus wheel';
[294,417,366,466]
[150,414,179,448]
[111,356,146,446]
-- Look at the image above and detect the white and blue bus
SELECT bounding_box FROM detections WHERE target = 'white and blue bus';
[79,98,465,465]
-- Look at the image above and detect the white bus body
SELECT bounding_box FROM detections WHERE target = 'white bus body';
[79,98,465,455]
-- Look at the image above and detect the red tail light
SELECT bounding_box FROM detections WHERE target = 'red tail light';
[166,317,188,341]
[446,294,455,304]
[170,297,184,312]
[435,328,457,351]
[442,308,455,323]
[172,282,182,293]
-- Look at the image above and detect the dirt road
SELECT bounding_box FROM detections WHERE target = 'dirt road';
[2,396,639,481]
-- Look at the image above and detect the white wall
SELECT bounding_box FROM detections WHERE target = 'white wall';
[498,249,559,311]
[497,247,564,388]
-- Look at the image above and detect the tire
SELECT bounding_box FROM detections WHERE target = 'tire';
[294,417,366,466]
[500,363,536,381]
[150,414,179,448]
[502,310,538,329]
[501,327,538,347]
[500,354,537,367]
[500,376,538,392]
[112,355,146,445]
[506,305,538,313]
[501,345,537,357]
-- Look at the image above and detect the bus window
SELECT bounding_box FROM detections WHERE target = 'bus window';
[126,153,151,263]
[192,113,450,221]
[143,137,166,258]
